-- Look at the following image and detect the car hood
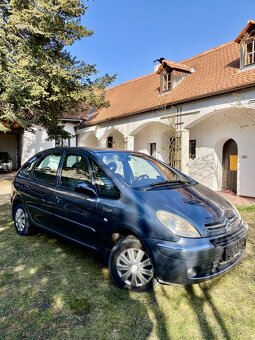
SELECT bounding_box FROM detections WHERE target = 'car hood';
[135,183,235,236]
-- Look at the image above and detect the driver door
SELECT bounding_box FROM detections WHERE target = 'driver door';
[53,151,99,248]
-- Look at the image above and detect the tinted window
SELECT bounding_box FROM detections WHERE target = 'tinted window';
[33,153,61,185]
[18,156,39,178]
[60,154,91,189]
[90,160,119,198]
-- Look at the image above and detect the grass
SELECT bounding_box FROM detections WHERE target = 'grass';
[0,202,254,339]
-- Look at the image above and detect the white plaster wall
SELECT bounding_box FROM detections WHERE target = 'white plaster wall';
[21,123,77,164]
[134,122,170,161]
[236,127,255,197]
[64,122,77,147]
[78,132,98,147]
[109,130,124,149]
[188,110,255,197]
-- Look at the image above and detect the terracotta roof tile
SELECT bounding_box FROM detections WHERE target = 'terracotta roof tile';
[234,20,255,43]
[85,40,255,125]
[157,60,192,73]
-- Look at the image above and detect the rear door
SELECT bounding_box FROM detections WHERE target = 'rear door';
[27,151,62,229]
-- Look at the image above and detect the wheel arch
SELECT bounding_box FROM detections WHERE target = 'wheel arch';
[12,195,24,219]
[104,226,151,262]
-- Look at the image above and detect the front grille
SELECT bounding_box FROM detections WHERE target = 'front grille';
[204,209,241,236]
[204,217,228,234]
[210,225,246,247]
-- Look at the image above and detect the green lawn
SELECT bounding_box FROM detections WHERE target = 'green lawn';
[0,203,254,339]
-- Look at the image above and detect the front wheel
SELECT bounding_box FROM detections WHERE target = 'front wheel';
[13,204,35,236]
[108,237,156,292]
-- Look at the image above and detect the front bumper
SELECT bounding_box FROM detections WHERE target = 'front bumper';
[144,223,248,285]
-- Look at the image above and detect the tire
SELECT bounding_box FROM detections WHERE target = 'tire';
[13,204,35,236]
[108,237,156,292]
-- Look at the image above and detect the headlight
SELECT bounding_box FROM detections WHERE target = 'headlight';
[156,210,201,238]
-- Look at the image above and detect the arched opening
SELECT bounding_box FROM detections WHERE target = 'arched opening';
[132,121,173,163]
[78,132,98,147]
[222,139,238,193]
[105,129,124,149]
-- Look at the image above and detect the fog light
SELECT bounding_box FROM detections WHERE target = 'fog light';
[187,267,198,278]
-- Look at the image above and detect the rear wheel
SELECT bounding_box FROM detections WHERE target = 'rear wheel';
[13,204,35,236]
[108,237,156,291]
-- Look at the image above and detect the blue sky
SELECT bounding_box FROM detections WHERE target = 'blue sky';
[69,0,255,87]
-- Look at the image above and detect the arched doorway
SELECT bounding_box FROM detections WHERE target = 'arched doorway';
[222,139,238,193]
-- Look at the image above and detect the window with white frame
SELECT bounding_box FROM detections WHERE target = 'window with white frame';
[240,30,255,68]
[245,37,255,66]
[161,70,171,92]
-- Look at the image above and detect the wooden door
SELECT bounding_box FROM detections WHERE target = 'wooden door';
[222,139,238,193]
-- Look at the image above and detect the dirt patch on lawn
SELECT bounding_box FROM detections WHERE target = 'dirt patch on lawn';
[0,178,12,195]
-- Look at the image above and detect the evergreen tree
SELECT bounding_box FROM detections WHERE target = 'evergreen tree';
[0,0,114,139]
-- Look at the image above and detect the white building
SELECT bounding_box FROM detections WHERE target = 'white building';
[77,20,255,198]
[1,20,255,197]
[0,120,79,170]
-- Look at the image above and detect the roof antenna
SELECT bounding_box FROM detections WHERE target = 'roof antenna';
[153,57,166,72]
[153,57,166,64]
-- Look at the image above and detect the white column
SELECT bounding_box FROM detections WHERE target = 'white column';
[98,138,107,148]
[181,129,189,175]
[124,136,135,151]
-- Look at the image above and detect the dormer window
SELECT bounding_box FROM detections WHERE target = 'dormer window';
[244,31,255,66]
[161,70,171,92]
[156,59,192,94]
[235,21,255,70]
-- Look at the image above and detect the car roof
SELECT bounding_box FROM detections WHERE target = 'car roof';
[40,147,135,156]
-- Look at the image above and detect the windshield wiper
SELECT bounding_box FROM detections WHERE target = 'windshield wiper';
[138,180,190,191]
[150,180,187,187]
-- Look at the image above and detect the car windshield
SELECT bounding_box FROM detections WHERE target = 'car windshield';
[0,152,10,161]
[95,151,191,189]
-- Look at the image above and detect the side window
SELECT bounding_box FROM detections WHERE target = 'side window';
[90,160,119,199]
[18,156,39,178]
[60,154,91,189]
[33,153,61,185]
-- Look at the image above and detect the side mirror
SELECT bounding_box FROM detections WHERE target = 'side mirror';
[74,182,97,197]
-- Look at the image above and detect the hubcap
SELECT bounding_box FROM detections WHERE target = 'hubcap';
[15,208,26,232]
[116,248,154,287]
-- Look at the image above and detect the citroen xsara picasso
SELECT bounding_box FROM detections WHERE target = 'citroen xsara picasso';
[12,147,248,291]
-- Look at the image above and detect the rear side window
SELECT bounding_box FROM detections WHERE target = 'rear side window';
[33,153,61,185]
[18,156,39,178]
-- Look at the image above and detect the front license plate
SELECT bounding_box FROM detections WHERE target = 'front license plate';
[223,239,246,261]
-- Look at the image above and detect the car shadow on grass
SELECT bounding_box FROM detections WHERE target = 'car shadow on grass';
[0,203,154,339]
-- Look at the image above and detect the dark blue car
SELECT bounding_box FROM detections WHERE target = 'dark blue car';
[12,147,248,291]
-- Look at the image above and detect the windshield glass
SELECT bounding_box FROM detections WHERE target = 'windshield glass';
[95,151,190,189]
